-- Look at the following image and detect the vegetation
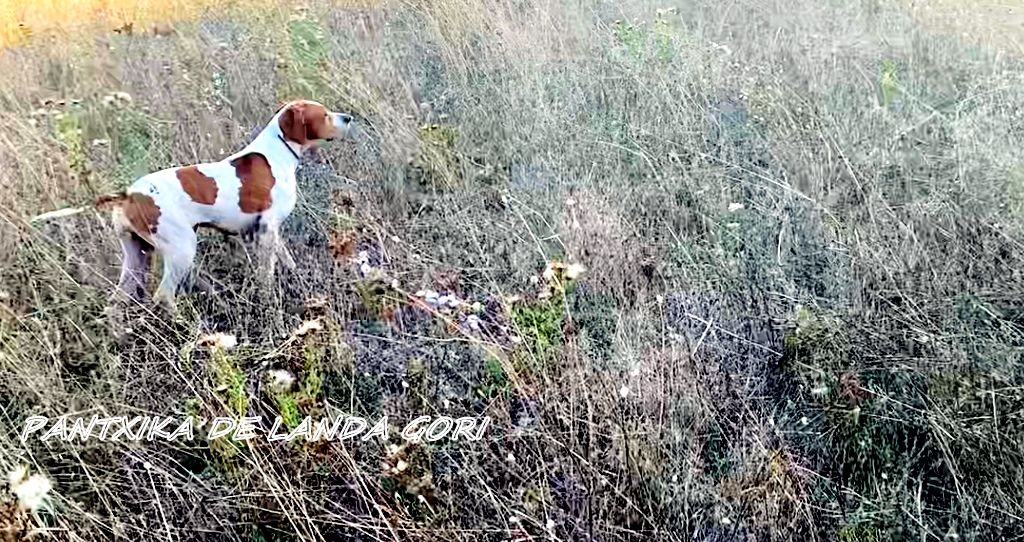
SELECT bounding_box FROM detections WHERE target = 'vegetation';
[2,0,1024,540]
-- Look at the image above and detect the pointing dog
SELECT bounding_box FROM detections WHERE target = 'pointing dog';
[87,99,353,310]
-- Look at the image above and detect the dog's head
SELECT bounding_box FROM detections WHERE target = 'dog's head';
[276,99,353,146]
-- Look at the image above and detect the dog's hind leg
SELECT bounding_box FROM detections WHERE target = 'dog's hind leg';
[153,227,197,312]
[117,234,152,302]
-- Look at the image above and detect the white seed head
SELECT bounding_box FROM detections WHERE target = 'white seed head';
[197,333,237,350]
[267,369,296,393]
[10,469,52,512]
[7,465,28,488]
[292,319,323,337]
[565,263,586,280]
[542,263,557,282]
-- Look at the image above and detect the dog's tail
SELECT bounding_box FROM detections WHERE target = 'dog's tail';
[30,206,86,223]
[30,192,127,224]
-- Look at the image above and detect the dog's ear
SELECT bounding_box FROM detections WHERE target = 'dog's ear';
[278,102,308,144]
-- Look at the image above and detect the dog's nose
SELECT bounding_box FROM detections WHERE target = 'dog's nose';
[338,114,353,124]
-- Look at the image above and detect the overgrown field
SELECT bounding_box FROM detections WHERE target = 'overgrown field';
[2,0,1024,540]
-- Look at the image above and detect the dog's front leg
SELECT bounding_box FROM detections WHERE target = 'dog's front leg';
[256,220,285,281]
[254,220,290,336]
[257,221,295,275]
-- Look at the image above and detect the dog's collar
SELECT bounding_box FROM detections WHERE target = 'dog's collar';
[277,134,302,161]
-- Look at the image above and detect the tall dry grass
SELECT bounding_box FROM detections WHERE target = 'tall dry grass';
[2,0,1024,540]
[0,0,381,47]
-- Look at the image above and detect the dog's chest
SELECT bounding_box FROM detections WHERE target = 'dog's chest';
[266,168,298,220]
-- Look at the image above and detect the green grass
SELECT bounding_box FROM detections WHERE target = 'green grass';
[879,59,901,107]
[281,14,330,100]
[112,108,160,184]
[511,296,565,363]
[274,392,301,429]
[211,348,248,417]
[476,353,508,399]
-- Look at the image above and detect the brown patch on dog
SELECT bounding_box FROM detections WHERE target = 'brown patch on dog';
[122,193,162,241]
[279,101,335,145]
[95,192,127,209]
[177,166,218,204]
[231,153,275,213]
[95,191,161,241]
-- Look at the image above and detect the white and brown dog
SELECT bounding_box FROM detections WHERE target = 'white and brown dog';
[92,99,353,309]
